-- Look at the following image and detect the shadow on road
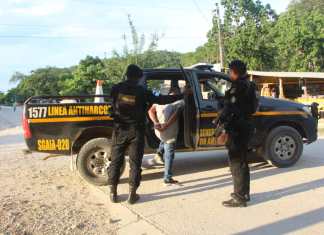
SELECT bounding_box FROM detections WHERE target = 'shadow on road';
[234,206,324,235]
[252,178,324,205]
[136,140,324,206]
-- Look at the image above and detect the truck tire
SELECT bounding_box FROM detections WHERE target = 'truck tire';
[76,138,126,186]
[262,126,303,168]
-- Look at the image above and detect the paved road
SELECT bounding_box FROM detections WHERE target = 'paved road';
[0,106,22,130]
[96,138,324,235]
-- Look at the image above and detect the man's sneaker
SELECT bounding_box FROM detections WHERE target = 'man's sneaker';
[222,198,247,208]
[231,193,250,202]
[164,178,179,185]
[154,153,164,165]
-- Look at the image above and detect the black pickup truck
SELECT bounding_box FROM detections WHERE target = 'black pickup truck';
[23,68,319,186]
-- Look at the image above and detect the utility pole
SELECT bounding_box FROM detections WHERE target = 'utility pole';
[214,2,224,71]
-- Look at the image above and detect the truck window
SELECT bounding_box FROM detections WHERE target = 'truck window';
[146,79,186,95]
[198,77,229,101]
[146,80,164,94]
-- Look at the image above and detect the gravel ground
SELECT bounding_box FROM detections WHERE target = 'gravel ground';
[0,107,117,235]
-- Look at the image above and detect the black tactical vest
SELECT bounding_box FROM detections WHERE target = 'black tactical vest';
[111,81,146,126]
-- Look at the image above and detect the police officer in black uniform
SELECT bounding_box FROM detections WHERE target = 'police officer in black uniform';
[108,64,183,204]
[219,60,257,207]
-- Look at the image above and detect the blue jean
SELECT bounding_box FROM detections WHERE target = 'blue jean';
[158,141,176,181]
[157,141,165,157]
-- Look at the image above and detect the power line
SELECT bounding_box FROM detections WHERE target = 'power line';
[0,35,205,40]
[0,23,193,31]
[0,2,214,32]
[191,0,210,23]
[0,24,51,28]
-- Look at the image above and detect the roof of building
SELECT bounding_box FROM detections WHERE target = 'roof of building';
[248,71,324,79]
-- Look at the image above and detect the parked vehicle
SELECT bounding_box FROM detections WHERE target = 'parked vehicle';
[23,68,319,186]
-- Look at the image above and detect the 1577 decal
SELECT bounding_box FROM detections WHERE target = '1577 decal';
[28,107,48,118]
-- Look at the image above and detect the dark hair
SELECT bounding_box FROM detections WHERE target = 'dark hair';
[229,60,247,76]
[168,87,181,95]
[126,64,143,80]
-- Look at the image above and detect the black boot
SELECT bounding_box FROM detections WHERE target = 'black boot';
[231,193,250,202]
[128,186,140,204]
[109,185,118,203]
[222,197,247,208]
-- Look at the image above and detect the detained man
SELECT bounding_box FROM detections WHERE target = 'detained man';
[148,87,184,185]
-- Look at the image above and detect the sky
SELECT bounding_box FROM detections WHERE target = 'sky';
[0,0,291,92]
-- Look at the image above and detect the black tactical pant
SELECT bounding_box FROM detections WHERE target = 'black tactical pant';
[227,123,253,200]
[108,125,145,188]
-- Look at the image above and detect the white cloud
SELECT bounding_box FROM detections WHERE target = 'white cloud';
[10,0,67,16]
[7,0,27,3]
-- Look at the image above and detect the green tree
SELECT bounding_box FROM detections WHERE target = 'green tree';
[181,43,218,66]
[141,50,181,68]
[10,67,74,102]
[220,0,277,70]
[103,55,128,91]
[183,0,277,70]
[288,0,324,14]
[273,4,324,71]
[61,56,106,95]
[10,72,26,84]
[0,91,5,104]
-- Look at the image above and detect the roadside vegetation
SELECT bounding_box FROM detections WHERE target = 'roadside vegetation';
[1,0,323,104]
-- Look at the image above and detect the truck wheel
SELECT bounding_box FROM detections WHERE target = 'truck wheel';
[76,138,126,186]
[262,126,303,168]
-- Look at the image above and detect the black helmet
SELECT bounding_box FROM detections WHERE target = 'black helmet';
[126,64,143,81]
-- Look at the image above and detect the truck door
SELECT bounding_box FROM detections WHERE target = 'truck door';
[195,73,229,148]
[180,67,200,148]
